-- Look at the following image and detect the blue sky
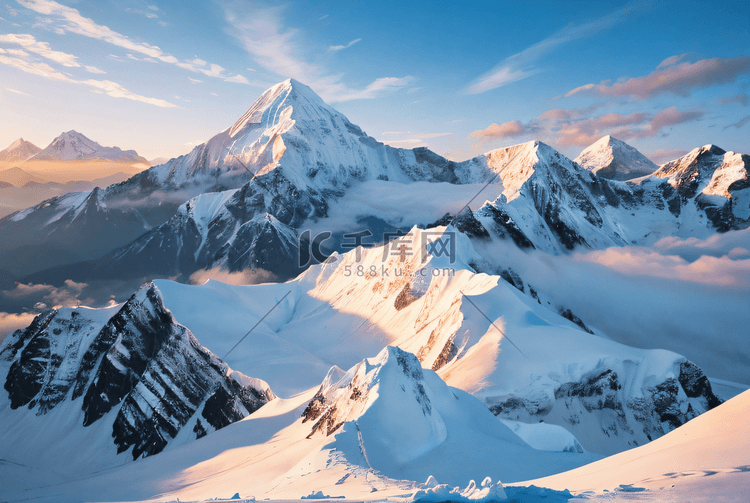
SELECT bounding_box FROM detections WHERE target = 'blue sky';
[0,0,749,162]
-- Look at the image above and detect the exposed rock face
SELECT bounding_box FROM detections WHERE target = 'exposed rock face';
[488,359,721,454]
[1,282,274,460]
[428,208,491,240]
[653,145,750,232]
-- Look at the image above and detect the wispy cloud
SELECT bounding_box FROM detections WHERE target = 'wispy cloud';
[719,93,749,106]
[84,64,105,74]
[16,0,248,84]
[466,3,643,94]
[655,53,690,69]
[0,33,104,74]
[330,76,414,101]
[380,131,453,149]
[0,52,178,107]
[329,38,361,51]
[125,7,159,20]
[5,86,31,96]
[647,148,689,164]
[0,33,78,66]
[0,46,28,56]
[566,56,750,100]
[223,1,412,103]
[382,131,452,138]
[468,104,704,149]
[6,3,18,16]
[725,115,750,130]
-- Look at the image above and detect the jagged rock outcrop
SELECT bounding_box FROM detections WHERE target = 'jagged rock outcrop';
[1,283,274,460]
[487,359,721,454]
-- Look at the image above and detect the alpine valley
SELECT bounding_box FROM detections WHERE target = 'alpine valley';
[1,79,748,503]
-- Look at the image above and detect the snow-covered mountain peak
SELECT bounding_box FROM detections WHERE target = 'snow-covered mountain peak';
[575,136,657,181]
[653,144,730,190]
[33,130,147,162]
[0,137,41,163]
[482,140,586,202]
[151,78,457,192]
[651,144,749,210]
[229,78,333,138]
[302,345,431,439]
[301,345,464,467]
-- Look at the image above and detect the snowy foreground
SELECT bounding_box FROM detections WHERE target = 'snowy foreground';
[1,389,748,502]
[1,227,748,502]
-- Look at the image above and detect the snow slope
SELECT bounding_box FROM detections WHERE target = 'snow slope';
[0,226,732,502]
[0,346,598,502]
[527,389,750,500]
[135,227,722,456]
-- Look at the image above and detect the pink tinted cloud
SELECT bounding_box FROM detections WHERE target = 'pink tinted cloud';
[577,247,750,287]
[655,53,690,69]
[566,56,750,100]
[0,312,36,341]
[469,104,703,149]
[555,107,702,147]
[647,148,689,164]
[468,121,526,140]
[718,93,749,106]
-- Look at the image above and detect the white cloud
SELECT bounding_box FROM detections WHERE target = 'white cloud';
[16,0,247,84]
[84,64,105,74]
[1,47,29,57]
[225,74,250,84]
[223,2,412,102]
[0,33,78,66]
[0,53,177,107]
[5,87,32,95]
[330,76,414,102]
[467,3,643,94]
[329,38,361,51]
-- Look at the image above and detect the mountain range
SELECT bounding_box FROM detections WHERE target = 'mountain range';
[1,80,748,285]
[0,78,748,502]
